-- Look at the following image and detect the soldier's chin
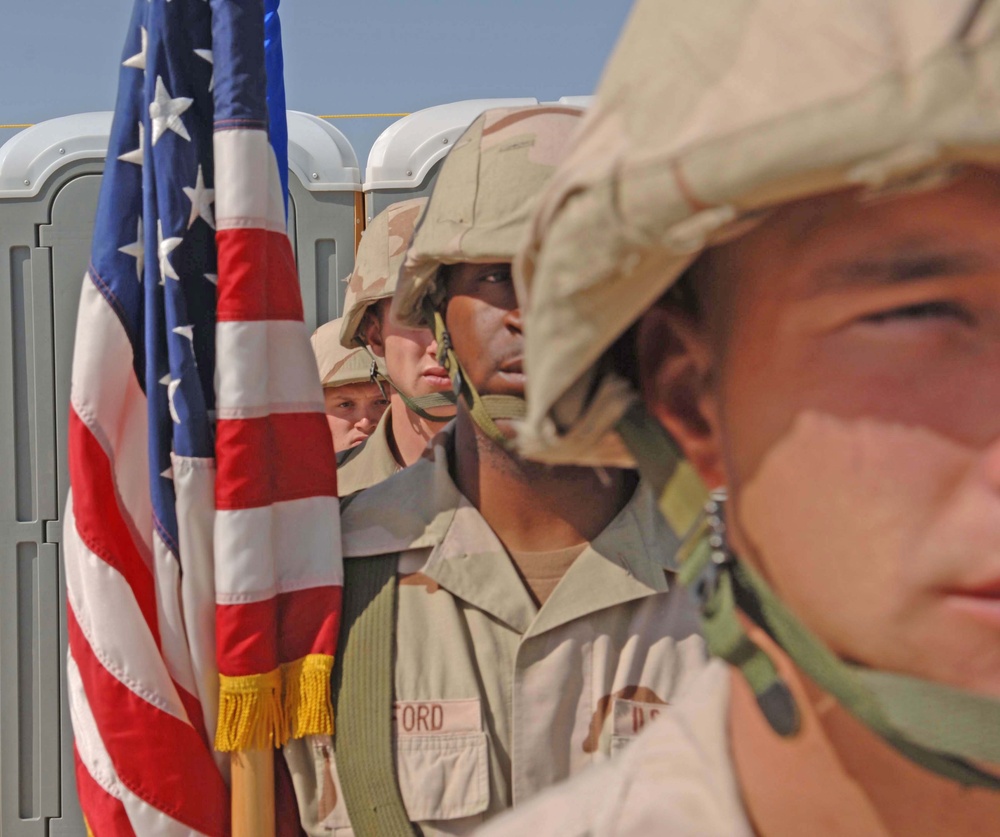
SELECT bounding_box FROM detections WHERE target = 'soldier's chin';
[492,370,526,397]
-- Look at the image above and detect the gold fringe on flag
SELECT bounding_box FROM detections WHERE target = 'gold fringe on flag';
[215,654,334,752]
[282,654,335,738]
[215,667,284,752]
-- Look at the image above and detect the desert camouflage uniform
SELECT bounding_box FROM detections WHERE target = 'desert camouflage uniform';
[334,410,399,496]
[334,198,428,496]
[477,0,1000,834]
[284,424,706,836]
[285,105,709,834]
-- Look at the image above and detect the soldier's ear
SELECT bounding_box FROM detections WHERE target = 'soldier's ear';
[362,301,389,358]
[635,303,725,489]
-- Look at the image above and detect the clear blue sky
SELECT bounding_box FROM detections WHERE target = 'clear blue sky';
[0,0,634,169]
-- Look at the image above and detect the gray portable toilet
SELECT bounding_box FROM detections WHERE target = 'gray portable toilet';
[0,110,360,836]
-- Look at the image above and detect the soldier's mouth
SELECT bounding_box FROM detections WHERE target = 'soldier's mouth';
[942,578,1000,628]
[422,365,451,387]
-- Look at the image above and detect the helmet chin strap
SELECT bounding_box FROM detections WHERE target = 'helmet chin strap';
[615,402,1000,790]
[356,341,457,423]
[423,299,526,447]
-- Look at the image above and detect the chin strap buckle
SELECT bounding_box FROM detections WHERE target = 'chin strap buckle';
[369,359,388,399]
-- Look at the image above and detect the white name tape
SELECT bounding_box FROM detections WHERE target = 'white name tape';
[394,698,482,736]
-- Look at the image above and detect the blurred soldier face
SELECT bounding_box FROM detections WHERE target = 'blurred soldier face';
[364,299,452,416]
[639,168,1000,697]
[323,382,390,451]
[443,262,525,402]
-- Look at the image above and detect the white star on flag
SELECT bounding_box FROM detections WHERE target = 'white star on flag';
[194,48,214,91]
[149,75,193,145]
[117,122,144,167]
[118,217,144,281]
[123,27,147,70]
[157,221,183,283]
[183,165,215,230]
[159,371,182,424]
[172,324,195,344]
[204,273,218,285]
[167,379,182,424]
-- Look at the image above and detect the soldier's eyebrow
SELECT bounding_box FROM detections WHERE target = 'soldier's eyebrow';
[811,244,990,291]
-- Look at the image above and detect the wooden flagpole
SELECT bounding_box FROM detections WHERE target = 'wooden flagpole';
[231,750,275,837]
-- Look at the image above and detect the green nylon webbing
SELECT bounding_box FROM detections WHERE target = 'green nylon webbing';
[397,390,456,423]
[735,557,1000,787]
[332,554,418,836]
[424,301,517,448]
[615,403,706,549]
[679,527,800,736]
[480,394,527,420]
[616,404,1000,790]
[354,337,457,423]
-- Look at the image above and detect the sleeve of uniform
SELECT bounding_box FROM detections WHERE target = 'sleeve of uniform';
[474,754,627,837]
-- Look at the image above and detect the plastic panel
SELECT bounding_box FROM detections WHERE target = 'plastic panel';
[0,156,95,837]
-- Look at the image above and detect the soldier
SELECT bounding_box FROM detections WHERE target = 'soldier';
[335,197,455,495]
[310,316,390,452]
[480,0,1000,834]
[283,105,706,836]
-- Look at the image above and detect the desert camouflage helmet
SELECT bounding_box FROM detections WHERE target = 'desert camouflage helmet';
[515,0,1000,789]
[389,105,584,445]
[393,105,584,330]
[517,0,1000,473]
[338,197,428,349]
[312,317,386,388]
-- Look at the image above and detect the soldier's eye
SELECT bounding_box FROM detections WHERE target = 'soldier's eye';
[861,300,972,325]
[480,267,513,284]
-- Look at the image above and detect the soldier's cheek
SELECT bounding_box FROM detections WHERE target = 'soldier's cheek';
[734,410,973,636]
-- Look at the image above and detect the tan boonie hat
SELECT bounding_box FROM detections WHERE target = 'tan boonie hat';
[312,317,385,388]
[338,197,428,349]
[517,0,1000,469]
[393,104,585,329]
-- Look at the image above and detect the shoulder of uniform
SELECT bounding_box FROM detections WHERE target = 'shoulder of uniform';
[340,456,452,558]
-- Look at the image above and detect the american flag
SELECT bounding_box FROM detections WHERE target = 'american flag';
[64,0,342,832]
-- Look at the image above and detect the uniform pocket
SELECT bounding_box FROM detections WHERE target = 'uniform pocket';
[396,731,490,822]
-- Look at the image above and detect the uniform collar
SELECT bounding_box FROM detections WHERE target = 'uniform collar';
[524,481,676,638]
[341,425,678,635]
[336,408,401,496]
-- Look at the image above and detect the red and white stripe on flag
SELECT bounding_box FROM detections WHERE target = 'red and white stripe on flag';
[212,127,342,751]
[66,278,230,835]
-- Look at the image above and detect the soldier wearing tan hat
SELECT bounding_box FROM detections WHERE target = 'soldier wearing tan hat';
[335,197,456,496]
[480,1,1000,834]
[310,317,390,452]
[283,105,707,836]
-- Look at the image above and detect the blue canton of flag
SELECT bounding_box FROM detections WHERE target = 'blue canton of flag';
[91,0,219,552]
